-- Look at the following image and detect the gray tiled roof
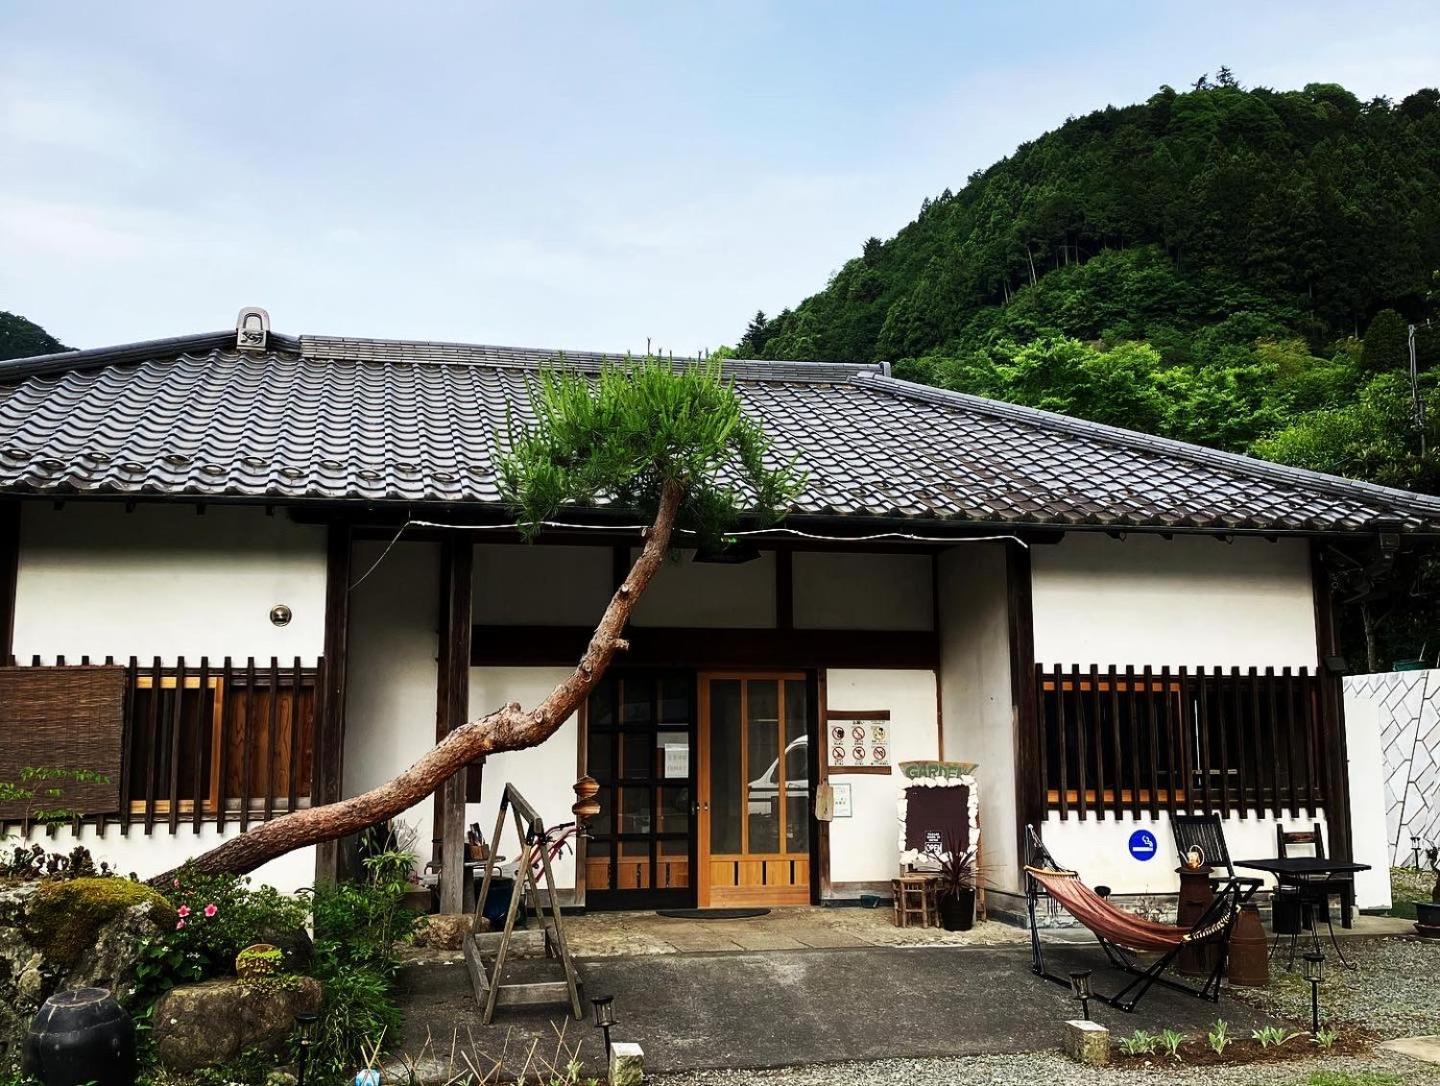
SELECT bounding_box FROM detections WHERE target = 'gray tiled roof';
[1,332,1438,535]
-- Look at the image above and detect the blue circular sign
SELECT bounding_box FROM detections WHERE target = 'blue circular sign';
[1128,829,1158,861]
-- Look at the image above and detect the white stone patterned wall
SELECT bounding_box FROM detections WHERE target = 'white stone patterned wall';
[1344,670,1440,864]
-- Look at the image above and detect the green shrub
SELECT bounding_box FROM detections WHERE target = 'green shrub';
[133,865,309,1003]
[24,877,168,968]
[1118,1029,1159,1055]
[307,964,403,1083]
[160,865,308,974]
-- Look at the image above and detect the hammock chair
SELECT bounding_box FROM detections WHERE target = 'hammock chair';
[1024,825,1255,1012]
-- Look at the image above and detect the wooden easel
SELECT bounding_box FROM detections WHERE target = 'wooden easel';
[464,784,583,1023]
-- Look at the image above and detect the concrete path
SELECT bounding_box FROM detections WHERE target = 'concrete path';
[393,942,1273,1078]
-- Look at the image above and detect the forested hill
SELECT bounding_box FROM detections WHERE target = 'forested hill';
[740,79,1439,368]
[733,77,1440,667]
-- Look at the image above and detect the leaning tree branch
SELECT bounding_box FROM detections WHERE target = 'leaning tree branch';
[153,478,687,884]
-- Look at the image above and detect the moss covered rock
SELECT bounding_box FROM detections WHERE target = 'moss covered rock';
[25,878,168,969]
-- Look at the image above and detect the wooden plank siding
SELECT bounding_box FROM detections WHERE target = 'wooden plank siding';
[0,658,323,836]
[1035,664,1334,822]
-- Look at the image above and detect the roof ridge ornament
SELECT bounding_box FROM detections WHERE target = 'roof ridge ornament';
[236,306,270,352]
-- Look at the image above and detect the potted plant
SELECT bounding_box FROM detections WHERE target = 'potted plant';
[1417,844,1440,934]
[934,836,978,931]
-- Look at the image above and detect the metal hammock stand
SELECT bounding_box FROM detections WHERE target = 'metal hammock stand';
[465,784,584,1024]
[1024,825,1255,1012]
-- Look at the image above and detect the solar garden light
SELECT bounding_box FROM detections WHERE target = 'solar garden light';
[1069,970,1094,1021]
[591,995,617,1057]
[1303,952,1325,1035]
[1413,835,1424,870]
[293,1010,319,1086]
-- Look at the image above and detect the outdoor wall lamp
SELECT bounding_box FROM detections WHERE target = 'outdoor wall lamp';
[591,995,617,1056]
[1068,969,1093,1020]
[293,1010,319,1086]
[1302,952,1325,1035]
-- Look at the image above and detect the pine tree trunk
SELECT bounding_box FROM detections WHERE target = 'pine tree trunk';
[151,480,687,884]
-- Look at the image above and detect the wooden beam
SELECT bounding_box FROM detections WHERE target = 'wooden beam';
[314,522,352,885]
[1311,542,1352,860]
[776,547,793,631]
[471,624,938,670]
[437,535,474,914]
[1006,542,1042,869]
[0,502,18,663]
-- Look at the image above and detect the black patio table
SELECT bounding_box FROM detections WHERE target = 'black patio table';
[1234,857,1370,968]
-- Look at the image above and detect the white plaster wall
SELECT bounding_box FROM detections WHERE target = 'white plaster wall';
[17,823,316,894]
[936,543,1020,892]
[794,552,933,630]
[1041,810,1336,897]
[1339,686,1396,909]
[629,549,776,628]
[1031,534,1317,670]
[12,503,327,662]
[344,540,441,859]
[473,544,613,626]
[469,667,579,889]
[824,669,939,887]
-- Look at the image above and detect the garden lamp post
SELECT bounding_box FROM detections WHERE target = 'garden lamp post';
[591,995,617,1057]
[1413,835,1423,871]
[1303,952,1325,1035]
[1068,970,1093,1021]
[293,1010,319,1086]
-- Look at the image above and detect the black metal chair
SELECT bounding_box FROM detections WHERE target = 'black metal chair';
[1170,813,1236,880]
[1275,823,1355,968]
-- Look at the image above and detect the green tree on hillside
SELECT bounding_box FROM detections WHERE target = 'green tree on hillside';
[0,312,68,360]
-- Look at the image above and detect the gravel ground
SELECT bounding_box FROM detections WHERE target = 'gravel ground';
[650,1049,1439,1086]
[1231,936,1440,1038]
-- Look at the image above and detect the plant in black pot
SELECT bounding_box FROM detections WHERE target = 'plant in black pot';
[1417,843,1440,935]
[934,836,978,932]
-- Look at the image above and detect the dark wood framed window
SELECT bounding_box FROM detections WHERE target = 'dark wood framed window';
[583,670,696,910]
[1037,664,1330,822]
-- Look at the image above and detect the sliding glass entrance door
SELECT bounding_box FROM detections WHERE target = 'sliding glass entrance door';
[583,672,695,909]
[698,673,813,906]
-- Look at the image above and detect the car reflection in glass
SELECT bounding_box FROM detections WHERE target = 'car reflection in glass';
[747,735,809,813]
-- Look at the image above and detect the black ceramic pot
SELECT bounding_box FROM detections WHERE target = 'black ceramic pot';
[22,988,135,1086]
[939,888,975,931]
[1416,900,1440,932]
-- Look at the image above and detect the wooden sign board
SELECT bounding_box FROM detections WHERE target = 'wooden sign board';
[897,761,979,871]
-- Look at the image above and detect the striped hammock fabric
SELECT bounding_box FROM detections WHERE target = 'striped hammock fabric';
[1025,866,1234,953]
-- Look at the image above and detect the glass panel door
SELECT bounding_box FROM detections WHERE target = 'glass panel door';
[584,671,695,909]
[699,673,812,907]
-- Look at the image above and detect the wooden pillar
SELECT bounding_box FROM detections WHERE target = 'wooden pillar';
[1311,541,1353,861]
[1007,541,1042,869]
[314,522,352,885]
[0,501,17,664]
[435,535,473,914]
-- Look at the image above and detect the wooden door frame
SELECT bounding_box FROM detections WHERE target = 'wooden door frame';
[697,670,815,907]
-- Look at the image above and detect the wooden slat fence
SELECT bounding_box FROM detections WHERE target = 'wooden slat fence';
[0,656,324,835]
[1036,664,1333,821]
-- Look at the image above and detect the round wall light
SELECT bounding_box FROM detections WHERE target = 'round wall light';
[269,604,293,627]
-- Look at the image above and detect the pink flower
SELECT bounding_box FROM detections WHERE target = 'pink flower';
[203,904,217,919]
[172,878,181,889]
[177,905,191,918]
[175,919,186,930]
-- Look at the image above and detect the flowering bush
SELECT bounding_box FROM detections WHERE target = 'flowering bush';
[133,864,308,1002]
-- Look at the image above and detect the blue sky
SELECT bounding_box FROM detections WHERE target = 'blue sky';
[3,2,1438,354]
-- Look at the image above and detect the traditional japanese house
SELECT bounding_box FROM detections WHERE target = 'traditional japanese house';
[0,309,1430,916]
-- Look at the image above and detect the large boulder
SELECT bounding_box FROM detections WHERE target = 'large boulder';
[411,913,473,950]
[152,976,323,1072]
[0,879,166,1047]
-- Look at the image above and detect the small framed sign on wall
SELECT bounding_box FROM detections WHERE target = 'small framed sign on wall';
[826,709,891,775]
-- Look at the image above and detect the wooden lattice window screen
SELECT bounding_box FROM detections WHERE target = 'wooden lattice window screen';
[0,666,125,818]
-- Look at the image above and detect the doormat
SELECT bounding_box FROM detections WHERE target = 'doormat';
[656,908,770,920]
